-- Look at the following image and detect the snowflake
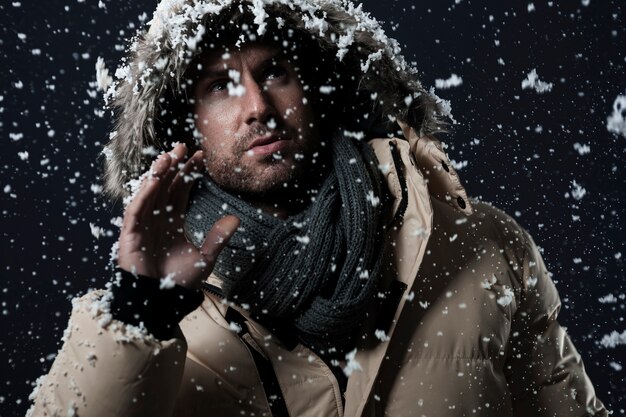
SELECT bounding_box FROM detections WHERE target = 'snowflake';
[521,69,553,93]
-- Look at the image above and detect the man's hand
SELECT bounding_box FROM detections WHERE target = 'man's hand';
[117,142,240,289]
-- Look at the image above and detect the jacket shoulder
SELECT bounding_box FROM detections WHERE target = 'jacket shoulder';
[469,200,529,244]
[28,290,187,417]
[432,198,529,245]
[430,198,532,289]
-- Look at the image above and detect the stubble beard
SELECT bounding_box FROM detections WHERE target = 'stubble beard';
[205,152,298,196]
[202,126,322,200]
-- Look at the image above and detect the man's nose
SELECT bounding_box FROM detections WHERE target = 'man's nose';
[242,79,276,125]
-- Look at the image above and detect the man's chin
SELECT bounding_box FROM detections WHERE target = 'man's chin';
[208,154,319,196]
[217,168,297,197]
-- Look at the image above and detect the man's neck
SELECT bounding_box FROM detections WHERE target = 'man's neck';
[249,198,290,219]
[244,160,331,219]
[244,180,324,219]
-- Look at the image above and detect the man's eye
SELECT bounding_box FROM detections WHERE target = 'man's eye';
[208,80,228,92]
[264,65,287,80]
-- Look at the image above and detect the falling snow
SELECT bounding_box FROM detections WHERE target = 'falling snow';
[521,69,554,93]
[606,93,626,138]
[598,330,626,348]
[159,273,177,289]
[496,286,514,307]
[435,74,463,89]
[342,348,363,377]
[95,57,113,92]
[3,0,624,414]
[573,142,591,155]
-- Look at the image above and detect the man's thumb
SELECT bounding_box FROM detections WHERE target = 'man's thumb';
[200,215,240,265]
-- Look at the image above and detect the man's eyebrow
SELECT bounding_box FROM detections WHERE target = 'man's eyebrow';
[199,66,230,78]
[258,53,288,67]
[200,52,288,78]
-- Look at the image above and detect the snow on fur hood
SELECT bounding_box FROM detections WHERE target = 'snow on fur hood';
[101,0,451,201]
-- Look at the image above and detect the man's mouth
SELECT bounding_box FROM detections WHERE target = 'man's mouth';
[246,133,289,156]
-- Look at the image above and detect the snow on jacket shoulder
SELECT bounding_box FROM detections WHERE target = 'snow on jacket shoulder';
[27,290,188,417]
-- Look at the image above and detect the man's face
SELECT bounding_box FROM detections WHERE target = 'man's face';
[191,42,321,196]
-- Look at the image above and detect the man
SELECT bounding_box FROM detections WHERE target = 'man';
[29,1,607,416]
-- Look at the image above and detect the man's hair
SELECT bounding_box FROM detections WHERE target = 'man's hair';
[153,5,368,152]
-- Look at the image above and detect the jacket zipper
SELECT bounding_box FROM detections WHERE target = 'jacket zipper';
[201,282,225,298]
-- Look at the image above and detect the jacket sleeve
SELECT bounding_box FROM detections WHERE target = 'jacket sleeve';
[505,229,608,416]
[27,290,189,417]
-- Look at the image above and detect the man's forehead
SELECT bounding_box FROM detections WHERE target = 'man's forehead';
[195,42,285,73]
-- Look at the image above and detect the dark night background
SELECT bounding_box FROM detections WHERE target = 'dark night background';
[1,0,624,416]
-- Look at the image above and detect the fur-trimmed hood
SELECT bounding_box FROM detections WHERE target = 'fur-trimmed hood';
[101,0,451,201]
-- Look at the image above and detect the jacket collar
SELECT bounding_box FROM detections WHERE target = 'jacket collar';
[397,121,473,216]
[344,127,472,417]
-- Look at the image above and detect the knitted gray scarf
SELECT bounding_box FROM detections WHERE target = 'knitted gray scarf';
[184,132,385,355]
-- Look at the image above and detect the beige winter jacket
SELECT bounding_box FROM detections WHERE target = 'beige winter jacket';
[29,125,607,417]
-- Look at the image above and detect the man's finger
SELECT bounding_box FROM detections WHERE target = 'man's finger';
[200,215,241,266]
[158,143,188,188]
[169,150,204,213]
[123,152,171,228]
[152,143,189,214]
